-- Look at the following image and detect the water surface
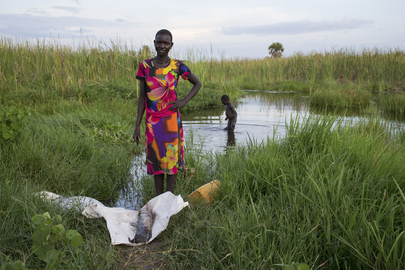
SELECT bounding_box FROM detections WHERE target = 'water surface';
[109,90,404,209]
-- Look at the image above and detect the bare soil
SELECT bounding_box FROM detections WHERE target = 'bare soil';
[118,239,166,270]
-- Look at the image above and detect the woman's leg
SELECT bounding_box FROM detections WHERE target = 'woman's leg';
[154,174,164,196]
[167,174,177,193]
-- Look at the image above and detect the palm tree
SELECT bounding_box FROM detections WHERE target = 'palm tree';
[268,42,284,58]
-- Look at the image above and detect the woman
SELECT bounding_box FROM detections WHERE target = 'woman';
[133,29,202,196]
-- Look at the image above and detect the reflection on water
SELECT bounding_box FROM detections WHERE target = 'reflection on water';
[109,90,405,209]
[181,91,308,151]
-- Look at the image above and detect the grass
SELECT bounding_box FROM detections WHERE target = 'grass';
[1,37,405,268]
[0,99,138,268]
[379,93,405,116]
[1,37,404,110]
[310,82,372,107]
[152,114,405,269]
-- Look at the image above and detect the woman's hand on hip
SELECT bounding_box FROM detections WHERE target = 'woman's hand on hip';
[168,99,187,111]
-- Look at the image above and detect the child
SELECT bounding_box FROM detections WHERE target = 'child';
[221,95,237,132]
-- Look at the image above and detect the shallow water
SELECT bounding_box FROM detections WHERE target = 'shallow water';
[181,91,309,150]
[108,91,405,209]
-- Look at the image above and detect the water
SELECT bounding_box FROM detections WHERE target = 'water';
[109,91,405,209]
[181,91,309,150]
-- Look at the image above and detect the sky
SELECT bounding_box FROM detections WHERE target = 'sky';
[1,0,404,58]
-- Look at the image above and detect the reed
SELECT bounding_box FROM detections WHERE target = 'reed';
[1,37,404,109]
[310,82,372,107]
[378,93,405,116]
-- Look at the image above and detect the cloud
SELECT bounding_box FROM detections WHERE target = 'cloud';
[221,17,374,36]
[27,9,48,15]
[0,13,135,39]
[71,0,81,4]
[53,6,82,14]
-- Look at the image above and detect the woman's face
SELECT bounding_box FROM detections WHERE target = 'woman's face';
[154,34,173,57]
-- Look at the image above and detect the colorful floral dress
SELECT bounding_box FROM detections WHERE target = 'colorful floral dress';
[136,58,191,175]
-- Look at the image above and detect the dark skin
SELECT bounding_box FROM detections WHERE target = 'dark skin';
[222,98,237,131]
[133,33,202,196]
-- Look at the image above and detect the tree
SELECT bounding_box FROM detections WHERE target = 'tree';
[268,42,284,58]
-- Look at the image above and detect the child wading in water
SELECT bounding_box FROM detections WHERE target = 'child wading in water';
[221,95,237,132]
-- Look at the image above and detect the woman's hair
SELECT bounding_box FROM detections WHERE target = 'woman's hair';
[221,95,229,101]
[155,29,173,41]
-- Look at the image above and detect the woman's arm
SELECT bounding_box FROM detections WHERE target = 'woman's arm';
[168,73,202,111]
[133,80,146,146]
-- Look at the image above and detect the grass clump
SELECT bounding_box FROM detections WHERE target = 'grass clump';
[379,93,405,116]
[310,83,372,107]
[156,114,405,269]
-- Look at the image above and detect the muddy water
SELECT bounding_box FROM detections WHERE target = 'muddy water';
[109,90,404,209]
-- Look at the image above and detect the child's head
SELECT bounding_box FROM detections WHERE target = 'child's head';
[221,95,229,105]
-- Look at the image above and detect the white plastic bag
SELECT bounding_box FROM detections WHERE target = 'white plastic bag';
[37,191,189,246]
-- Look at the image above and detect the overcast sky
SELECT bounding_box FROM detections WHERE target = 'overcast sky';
[1,0,404,58]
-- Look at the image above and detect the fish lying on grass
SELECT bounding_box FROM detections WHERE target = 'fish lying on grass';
[129,205,154,244]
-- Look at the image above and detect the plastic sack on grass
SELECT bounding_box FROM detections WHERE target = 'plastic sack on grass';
[36,191,189,246]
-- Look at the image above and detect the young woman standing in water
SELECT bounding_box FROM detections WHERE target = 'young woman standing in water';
[133,29,202,196]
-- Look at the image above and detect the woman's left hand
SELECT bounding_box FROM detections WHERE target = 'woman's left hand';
[168,99,187,111]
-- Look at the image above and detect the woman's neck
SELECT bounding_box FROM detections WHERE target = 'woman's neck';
[154,56,170,64]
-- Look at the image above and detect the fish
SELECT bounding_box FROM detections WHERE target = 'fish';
[129,204,154,244]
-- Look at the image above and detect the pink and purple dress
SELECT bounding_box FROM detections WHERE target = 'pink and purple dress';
[136,58,191,175]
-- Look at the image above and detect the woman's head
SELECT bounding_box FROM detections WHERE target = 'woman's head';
[154,29,173,57]
[155,29,172,41]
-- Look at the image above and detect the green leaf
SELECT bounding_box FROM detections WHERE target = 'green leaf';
[44,249,60,263]
[32,243,53,260]
[31,215,43,225]
[51,224,65,234]
[40,223,52,232]
[66,229,76,240]
[32,227,50,244]
[43,212,51,219]
[296,263,310,270]
[70,234,83,248]
[2,260,28,270]
[2,131,12,140]
[55,215,62,224]
[11,122,22,130]
[9,115,17,122]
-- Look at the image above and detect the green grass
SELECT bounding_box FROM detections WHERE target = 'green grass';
[1,38,405,268]
[153,114,405,269]
[378,93,405,116]
[310,82,372,107]
[0,99,138,268]
[1,37,404,110]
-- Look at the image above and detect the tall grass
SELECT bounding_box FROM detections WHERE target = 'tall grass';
[379,93,405,116]
[0,100,137,268]
[310,82,372,107]
[1,38,404,106]
[156,114,405,269]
